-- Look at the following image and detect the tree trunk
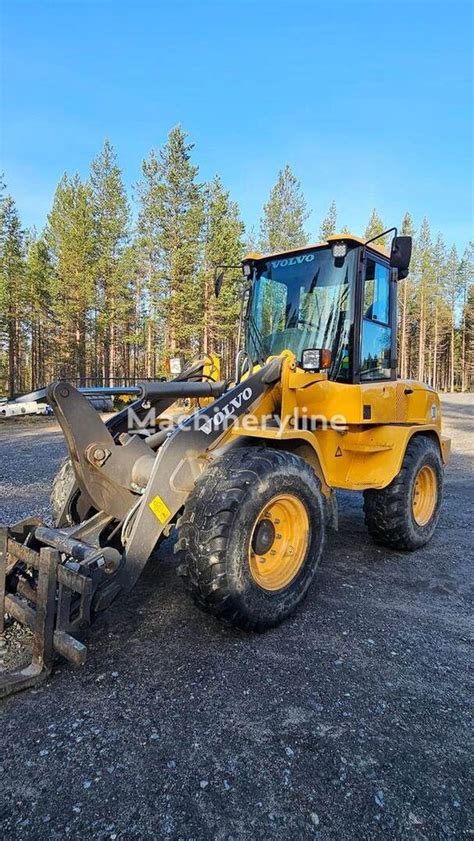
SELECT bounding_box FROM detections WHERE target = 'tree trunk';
[461,285,467,392]
[109,317,115,387]
[418,292,425,382]
[8,310,15,398]
[146,319,152,378]
[450,317,455,392]
[433,306,438,390]
[203,271,210,355]
[400,278,408,378]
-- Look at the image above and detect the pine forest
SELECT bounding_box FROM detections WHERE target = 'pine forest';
[1,127,472,397]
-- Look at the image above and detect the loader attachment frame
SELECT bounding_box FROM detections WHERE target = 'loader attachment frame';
[1,358,282,697]
[0,520,92,698]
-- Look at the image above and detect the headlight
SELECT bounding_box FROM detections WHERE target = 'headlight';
[302,348,332,371]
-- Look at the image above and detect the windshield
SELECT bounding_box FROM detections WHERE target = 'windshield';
[247,246,357,380]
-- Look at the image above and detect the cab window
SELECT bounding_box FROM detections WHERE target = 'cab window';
[363,259,390,324]
[360,259,391,380]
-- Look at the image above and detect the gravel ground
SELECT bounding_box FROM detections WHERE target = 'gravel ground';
[0,395,472,840]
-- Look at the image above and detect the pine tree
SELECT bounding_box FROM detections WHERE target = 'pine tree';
[25,233,54,388]
[137,127,203,362]
[259,165,309,253]
[319,200,337,240]
[398,212,415,379]
[444,244,461,391]
[0,194,26,396]
[113,242,143,383]
[201,176,245,367]
[244,225,259,255]
[415,218,432,382]
[364,209,386,247]
[459,243,473,391]
[462,263,474,392]
[430,233,448,389]
[45,174,96,383]
[90,140,130,384]
[136,149,162,377]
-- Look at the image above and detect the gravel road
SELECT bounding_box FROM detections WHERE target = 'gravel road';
[0,395,472,840]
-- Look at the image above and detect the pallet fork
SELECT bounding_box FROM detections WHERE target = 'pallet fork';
[0,520,98,698]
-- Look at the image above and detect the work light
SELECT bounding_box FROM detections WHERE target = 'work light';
[331,241,347,259]
[302,348,332,372]
[168,357,183,375]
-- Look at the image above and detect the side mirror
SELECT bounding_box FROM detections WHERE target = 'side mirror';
[390,236,412,279]
[214,271,225,298]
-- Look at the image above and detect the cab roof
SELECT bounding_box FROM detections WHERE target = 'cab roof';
[243,233,390,262]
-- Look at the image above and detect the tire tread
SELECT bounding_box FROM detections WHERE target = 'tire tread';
[175,446,325,631]
[363,435,443,551]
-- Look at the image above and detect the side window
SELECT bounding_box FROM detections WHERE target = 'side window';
[259,277,287,336]
[363,259,390,324]
[361,259,392,380]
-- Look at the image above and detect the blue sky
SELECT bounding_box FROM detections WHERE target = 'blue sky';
[1,0,472,251]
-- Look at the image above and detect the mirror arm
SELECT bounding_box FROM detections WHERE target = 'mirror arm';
[364,227,397,248]
[362,227,398,261]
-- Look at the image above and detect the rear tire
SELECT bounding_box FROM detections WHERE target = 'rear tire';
[175,447,325,631]
[363,436,443,551]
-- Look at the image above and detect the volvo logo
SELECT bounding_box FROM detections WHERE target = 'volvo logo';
[201,387,253,435]
[271,253,315,269]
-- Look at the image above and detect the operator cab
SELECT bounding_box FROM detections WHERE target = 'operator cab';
[242,232,411,383]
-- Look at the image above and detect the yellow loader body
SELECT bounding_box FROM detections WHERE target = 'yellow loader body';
[227,352,450,494]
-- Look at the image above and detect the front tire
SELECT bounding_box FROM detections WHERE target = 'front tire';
[176,447,326,631]
[363,436,443,551]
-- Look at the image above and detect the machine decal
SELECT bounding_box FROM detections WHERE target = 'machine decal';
[270,253,315,269]
[201,386,253,435]
[149,494,172,523]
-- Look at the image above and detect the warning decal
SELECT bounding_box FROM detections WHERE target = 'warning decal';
[149,494,172,523]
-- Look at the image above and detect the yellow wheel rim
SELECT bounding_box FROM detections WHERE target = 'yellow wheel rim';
[412,465,437,526]
[248,494,309,592]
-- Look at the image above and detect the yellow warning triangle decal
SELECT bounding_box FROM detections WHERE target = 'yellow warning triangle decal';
[335,446,343,457]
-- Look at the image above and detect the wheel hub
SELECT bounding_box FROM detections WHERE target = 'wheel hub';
[412,465,437,526]
[251,518,276,555]
[248,494,310,592]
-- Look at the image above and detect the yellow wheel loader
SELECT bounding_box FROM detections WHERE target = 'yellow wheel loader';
[0,230,450,697]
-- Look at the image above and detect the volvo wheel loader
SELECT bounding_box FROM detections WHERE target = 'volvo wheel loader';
[0,230,450,697]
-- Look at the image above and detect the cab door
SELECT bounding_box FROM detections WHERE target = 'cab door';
[358,254,397,381]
